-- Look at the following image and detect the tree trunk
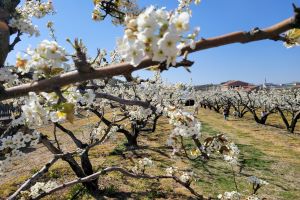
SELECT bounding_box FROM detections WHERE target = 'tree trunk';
[251,111,268,124]
[277,108,291,132]
[81,151,99,192]
[0,9,10,67]
[63,156,100,198]
[289,113,300,133]
[124,132,138,149]
[213,106,220,113]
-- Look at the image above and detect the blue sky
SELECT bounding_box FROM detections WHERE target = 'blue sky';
[7,0,300,85]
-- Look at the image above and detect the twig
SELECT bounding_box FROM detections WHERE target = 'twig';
[231,165,239,196]
[53,123,61,150]
[180,136,200,161]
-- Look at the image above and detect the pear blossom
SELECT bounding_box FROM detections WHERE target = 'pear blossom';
[170,12,190,33]
[16,40,69,79]
[217,191,240,200]
[21,92,48,126]
[117,6,198,67]
[248,176,269,186]
[9,17,40,37]
[166,166,178,176]
[30,181,58,198]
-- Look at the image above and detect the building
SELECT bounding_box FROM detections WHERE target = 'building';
[221,80,258,91]
[261,82,281,89]
[280,82,300,88]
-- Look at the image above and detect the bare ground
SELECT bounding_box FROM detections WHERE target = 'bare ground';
[0,108,300,200]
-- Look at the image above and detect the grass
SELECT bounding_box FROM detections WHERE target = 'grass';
[1,108,300,199]
[237,144,274,171]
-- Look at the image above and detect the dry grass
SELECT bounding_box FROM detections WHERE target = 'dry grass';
[0,108,300,199]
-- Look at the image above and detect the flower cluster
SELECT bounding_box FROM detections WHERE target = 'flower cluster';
[284,28,300,48]
[248,176,269,186]
[92,0,139,24]
[203,134,240,164]
[21,92,48,126]
[217,191,240,200]
[9,0,54,36]
[9,17,40,37]
[179,171,194,183]
[132,157,153,174]
[168,109,201,138]
[223,142,240,165]
[246,195,263,200]
[16,84,96,127]
[18,0,54,18]
[0,131,40,174]
[16,40,69,79]
[165,166,195,184]
[28,181,58,198]
[78,89,96,106]
[138,157,153,167]
[178,0,201,13]
[165,166,178,176]
[117,6,200,66]
[92,2,105,21]
[128,107,153,121]
[107,126,119,137]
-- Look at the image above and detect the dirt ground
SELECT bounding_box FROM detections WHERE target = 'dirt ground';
[1,108,300,200]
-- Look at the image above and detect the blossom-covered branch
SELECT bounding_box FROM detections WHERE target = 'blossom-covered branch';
[1,9,299,101]
[32,166,205,200]
[8,156,59,200]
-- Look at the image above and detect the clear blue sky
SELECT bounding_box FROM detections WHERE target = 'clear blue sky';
[7,0,300,85]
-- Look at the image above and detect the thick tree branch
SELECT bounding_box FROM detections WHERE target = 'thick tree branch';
[0,13,299,100]
[0,10,10,67]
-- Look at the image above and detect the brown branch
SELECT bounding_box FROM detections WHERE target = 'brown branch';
[40,134,62,155]
[0,17,10,67]
[53,124,61,150]
[95,92,155,110]
[9,31,22,52]
[192,136,209,160]
[180,136,199,161]
[32,167,205,200]
[0,12,299,100]
[72,39,94,73]
[55,123,87,149]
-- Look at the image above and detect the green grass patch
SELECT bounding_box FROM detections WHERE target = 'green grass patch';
[237,144,274,171]
[279,190,300,200]
[65,184,90,200]
[201,122,219,136]
[110,141,127,155]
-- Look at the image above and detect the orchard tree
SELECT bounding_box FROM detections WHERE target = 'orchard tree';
[245,90,277,125]
[274,88,300,133]
[228,90,249,118]
[0,0,299,199]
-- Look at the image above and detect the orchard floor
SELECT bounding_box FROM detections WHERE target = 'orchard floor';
[1,108,300,200]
